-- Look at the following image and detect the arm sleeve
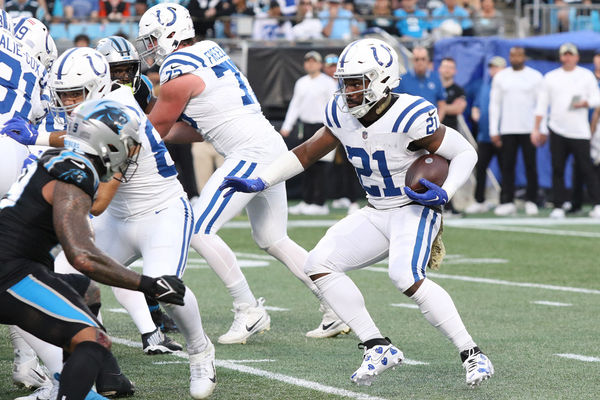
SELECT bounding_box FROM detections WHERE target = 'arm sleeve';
[43,151,99,198]
[434,126,477,199]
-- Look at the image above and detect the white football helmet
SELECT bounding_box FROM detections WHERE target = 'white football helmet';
[334,38,402,118]
[13,17,58,70]
[0,9,13,36]
[48,48,112,118]
[65,99,141,182]
[96,36,142,92]
[136,3,195,67]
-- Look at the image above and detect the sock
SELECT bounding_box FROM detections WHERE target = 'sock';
[161,287,208,354]
[58,341,109,399]
[111,287,157,335]
[13,326,63,378]
[265,237,324,302]
[314,272,382,342]
[410,279,477,352]
[363,337,391,349]
[10,326,37,360]
[191,233,256,305]
[228,279,257,306]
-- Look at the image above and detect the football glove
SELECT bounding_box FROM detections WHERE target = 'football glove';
[404,178,449,206]
[139,275,186,306]
[218,176,266,198]
[1,117,39,146]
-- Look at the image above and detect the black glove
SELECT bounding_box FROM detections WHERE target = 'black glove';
[139,275,186,306]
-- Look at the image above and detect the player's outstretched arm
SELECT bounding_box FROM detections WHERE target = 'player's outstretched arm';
[219,126,339,197]
[51,181,185,305]
[1,117,65,147]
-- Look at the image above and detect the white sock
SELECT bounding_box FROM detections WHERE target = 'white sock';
[161,287,208,354]
[410,279,476,352]
[111,287,157,335]
[191,233,256,305]
[265,237,323,302]
[228,279,256,306]
[10,326,36,360]
[314,273,382,342]
[13,326,63,378]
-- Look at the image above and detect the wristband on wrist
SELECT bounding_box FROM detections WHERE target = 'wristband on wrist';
[36,131,51,146]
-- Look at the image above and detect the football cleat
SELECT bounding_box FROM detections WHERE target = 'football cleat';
[461,347,494,387]
[218,297,271,345]
[141,327,183,354]
[12,354,51,390]
[14,381,56,400]
[96,370,135,397]
[306,304,351,338]
[351,340,403,386]
[189,339,216,399]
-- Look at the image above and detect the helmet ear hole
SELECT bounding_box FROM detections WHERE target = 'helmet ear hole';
[107,144,119,152]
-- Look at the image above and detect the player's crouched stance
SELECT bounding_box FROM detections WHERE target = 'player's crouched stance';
[0,99,187,400]
[220,38,493,388]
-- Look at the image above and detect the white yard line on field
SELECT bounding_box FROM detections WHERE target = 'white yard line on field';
[110,337,389,400]
[555,354,600,362]
[531,301,572,307]
[364,267,600,295]
[390,303,419,309]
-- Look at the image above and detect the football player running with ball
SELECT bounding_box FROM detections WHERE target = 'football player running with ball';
[220,38,494,387]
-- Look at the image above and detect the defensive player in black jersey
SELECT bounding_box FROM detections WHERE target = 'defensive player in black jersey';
[0,99,186,400]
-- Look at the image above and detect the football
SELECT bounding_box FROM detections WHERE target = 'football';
[404,154,449,193]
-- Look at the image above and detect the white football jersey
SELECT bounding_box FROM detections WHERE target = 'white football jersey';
[105,86,185,219]
[325,93,440,210]
[0,31,47,126]
[159,41,286,162]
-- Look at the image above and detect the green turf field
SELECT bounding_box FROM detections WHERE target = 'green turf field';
[2,207,599,400]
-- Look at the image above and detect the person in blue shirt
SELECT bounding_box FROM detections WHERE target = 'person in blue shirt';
[394,0,429,39]
[465,56,505,214]
[431,0,473,35]
[393,46,447,121]
[319,0,359,40]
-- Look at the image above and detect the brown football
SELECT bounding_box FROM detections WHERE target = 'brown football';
[405,154,449,193]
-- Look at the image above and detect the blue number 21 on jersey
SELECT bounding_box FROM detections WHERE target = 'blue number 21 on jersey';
[346,146,402,197]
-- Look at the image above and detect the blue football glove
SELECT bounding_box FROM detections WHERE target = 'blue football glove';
[218,176,266,197]
[1,117,39,145]
[404,178,449,206]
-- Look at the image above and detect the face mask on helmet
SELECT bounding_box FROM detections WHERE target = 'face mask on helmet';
[334,39,402,118]
[136,3,195,67]
[13,17,58,70]
[49,48,112,124]
[64,99,142,182]
[96,36,142,92]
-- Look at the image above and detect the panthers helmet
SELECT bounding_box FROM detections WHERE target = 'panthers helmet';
[49,48,112,118]
[64,99,141,182]
[13,17,58,70]
[334,38,402,118]
[0,9,13,36]
[96,36,142,92]
[136,3,195,67]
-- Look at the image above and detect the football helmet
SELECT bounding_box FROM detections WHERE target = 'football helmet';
[48,48,112,118]
[334,38,402,118]
[136,3,195,67]
[12,17,58,70]
[64,99,141,182]
[0,9,13,35]
[96,36,142,92]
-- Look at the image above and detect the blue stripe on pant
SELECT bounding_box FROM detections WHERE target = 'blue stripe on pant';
[411,207,431,283]
[8,275,99,328]
[176,197,194,277]
[194,160,247,234]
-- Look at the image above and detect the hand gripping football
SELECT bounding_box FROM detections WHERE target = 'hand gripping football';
[404,154,449,193]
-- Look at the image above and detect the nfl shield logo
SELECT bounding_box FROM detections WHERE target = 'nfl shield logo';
[362,131,368,139]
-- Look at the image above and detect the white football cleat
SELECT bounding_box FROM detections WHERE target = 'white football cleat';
[465,201,490,214]
[589,204,600,218]
[462,348,494,387]
[350,341,403,386]
[306,304,351,338]
[12,354,51,390]
[550,208,566,219]
[288,201,308,215]
[494,202,517,216]
[218,297,270,344]
[524,201,539,216]
[14,381,56,400]
[189,339,216,399]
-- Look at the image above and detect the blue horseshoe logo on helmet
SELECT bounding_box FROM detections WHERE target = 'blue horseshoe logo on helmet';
[156,7,177,27]
[85,54,108,76]
[371,45,393,68]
